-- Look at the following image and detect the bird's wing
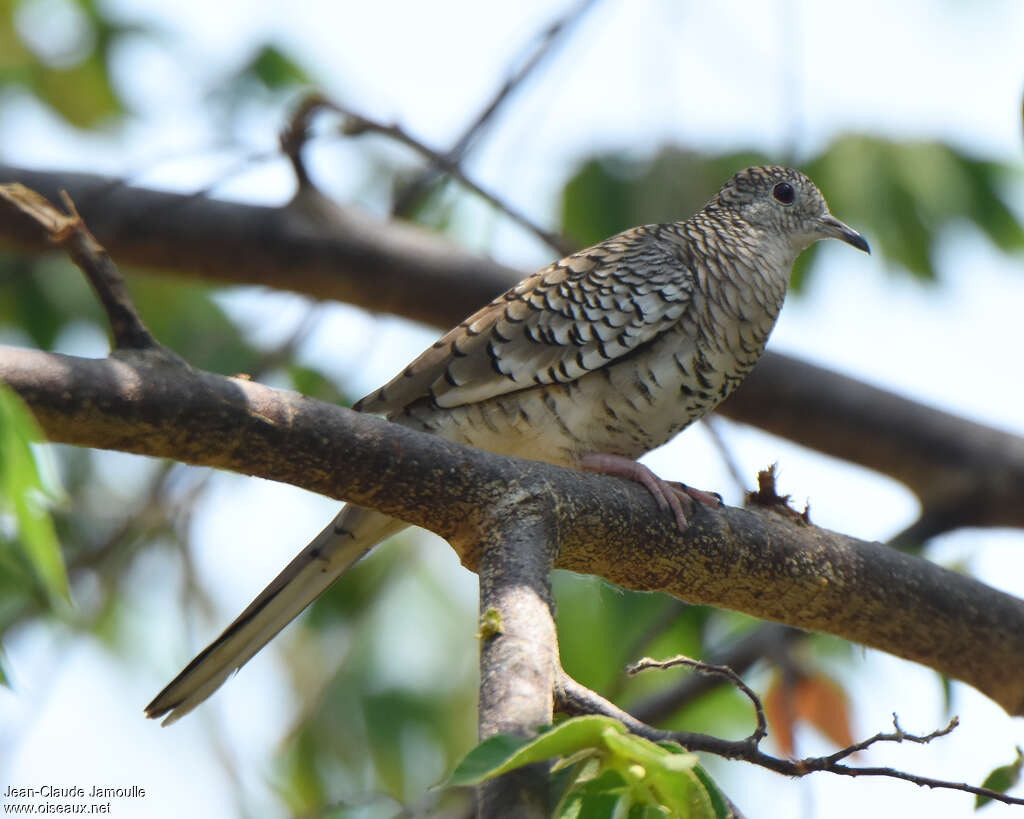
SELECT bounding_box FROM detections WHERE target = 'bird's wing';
[356,226,693,414]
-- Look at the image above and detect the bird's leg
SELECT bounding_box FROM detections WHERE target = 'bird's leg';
[578,453,718,532]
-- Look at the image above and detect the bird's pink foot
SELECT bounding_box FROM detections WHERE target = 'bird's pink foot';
[578,454,718,532]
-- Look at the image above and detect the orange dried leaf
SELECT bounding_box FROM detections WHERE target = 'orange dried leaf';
[764,671,855,757]
[796,673,855,750]
[765,673,797,757]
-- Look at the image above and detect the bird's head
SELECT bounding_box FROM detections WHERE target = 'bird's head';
[715,165,870,256]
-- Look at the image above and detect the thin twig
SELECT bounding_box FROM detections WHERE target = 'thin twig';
[294,96,575,256]
[627,623,800,725]
[555,668,1024,806]
[280,94,324,188]
[391,0,601,217]
[341,105,574,255]
[58,192,160,350]
[627,654,767,744]
[702,415,749,496]
[0,184,164,352]
[816,713,958,766]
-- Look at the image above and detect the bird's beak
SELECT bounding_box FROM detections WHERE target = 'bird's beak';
[818,214,870,253]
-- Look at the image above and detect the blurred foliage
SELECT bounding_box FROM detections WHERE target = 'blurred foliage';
[1,0,314,129]
[0,0,138,126]
[803,136,1024,286]
[561,137,1024,291]
[555,573,708,703]
[562,148,763,249]
[275,539,478,816]
[245,44,312,92]
[211,43,315,123]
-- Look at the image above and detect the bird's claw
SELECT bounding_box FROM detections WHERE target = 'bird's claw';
[579,454,720,533]
[669,482,723,509]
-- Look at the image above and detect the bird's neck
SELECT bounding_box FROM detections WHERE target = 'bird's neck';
[684,211,793,312]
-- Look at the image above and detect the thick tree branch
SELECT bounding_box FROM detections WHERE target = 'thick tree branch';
[0,163,520,327]
[475,498,560,817]
[3,344,1024,716]
[3,163,1022,538]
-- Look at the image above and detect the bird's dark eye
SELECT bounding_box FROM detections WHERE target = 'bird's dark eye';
[772,182,795,204]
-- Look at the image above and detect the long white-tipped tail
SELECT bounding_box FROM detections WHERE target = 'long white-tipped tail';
[145,505,406,725]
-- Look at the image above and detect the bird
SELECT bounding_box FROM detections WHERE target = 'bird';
[145,165,869,724]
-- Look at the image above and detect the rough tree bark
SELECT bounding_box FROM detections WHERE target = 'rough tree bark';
[3,345,1023,717]
[475,499,560,817]
[2,163,1022,542]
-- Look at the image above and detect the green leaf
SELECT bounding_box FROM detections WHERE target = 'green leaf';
[0,255,75,350]
[30,51,122,127]
[601,730,703,816]
[0,0,131,128]
[804,136,1024,285]
[248,44,312,90]
[450,716,720,818]
[0,5,33,70]
[128,278,259,375]
[561,157,634,247]
[215,42,314,110]
[448,732,537,787]
[560,149,769,250]
[558,768,634,817]
[691,766,736,819]
[0,383,69,605]
[286,363,347,405]
[976,746,1023,810]
[450,716,668,786]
